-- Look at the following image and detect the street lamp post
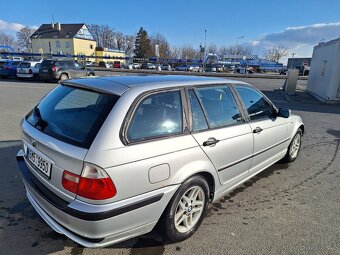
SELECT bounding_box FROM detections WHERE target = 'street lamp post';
[290,53,295,69]
[234,36,245,68]
[203,29,207,72]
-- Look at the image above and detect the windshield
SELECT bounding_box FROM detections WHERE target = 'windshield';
[26,85,119,148]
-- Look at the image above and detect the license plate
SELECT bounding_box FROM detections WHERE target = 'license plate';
[42,70,48,72]
[26,148,52,178]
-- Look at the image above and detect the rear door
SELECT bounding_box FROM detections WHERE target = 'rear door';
[188,85,253,186]
[234,85,288,173]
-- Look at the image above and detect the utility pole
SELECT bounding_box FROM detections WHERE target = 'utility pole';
[290,53,295,69]
[234,36,245,68]
[203,29,207,72]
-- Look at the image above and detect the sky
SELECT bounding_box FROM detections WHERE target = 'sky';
[1,0,340,63]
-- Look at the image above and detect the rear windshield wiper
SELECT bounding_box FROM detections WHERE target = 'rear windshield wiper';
[33,107,48,130]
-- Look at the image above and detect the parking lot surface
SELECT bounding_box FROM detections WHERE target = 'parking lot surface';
[0,75,339,255]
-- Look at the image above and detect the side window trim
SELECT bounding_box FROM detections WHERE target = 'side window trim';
[121,89,186,145]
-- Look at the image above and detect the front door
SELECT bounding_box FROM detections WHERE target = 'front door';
[188,85,253,186]
[234,85,288,173]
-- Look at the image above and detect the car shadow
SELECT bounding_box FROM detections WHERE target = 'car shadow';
[262,89,340,115]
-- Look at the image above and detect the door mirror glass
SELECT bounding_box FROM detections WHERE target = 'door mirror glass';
[278,108,290,118]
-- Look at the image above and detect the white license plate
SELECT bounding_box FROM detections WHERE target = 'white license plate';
[26,148,52,178]
[42,70,48,72]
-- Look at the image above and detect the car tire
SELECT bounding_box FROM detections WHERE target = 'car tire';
[283,128,302,163]
[88,73,94,77]
[59,73,68,81]
[161,175,209,242]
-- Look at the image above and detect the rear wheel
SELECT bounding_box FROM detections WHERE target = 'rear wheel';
[283,128,302,163]
[59,73,68,81]
[161,175,209,242]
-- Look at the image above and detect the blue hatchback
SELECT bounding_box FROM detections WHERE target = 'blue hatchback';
[0,60,21,78]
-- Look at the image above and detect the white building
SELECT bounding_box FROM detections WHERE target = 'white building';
[307,38,340,103]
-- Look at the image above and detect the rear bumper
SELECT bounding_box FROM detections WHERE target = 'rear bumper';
[39,72,58,80]
[17,73,35,78]
[16,150,179,247]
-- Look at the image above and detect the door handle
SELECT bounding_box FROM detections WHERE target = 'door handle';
[203,137,220,147]
[253,127,263,133]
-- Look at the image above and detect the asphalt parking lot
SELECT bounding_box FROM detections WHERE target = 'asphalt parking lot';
[0,75,339,255]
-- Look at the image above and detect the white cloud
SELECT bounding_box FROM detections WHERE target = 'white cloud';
[0,19,24,32]
[244,22,340,63]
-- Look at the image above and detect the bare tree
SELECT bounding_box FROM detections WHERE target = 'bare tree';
[206,43,218,54]
[179,45,200,59]
[123,35,135,55]
[263,45,288,63]
[16,26,36,52]
[0,31,17,49]
[149,33,171,58]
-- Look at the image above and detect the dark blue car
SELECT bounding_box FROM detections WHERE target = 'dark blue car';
[0,60,21,78]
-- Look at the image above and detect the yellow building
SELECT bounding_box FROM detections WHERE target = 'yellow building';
[31,23,96,60]
[95,47,127,65]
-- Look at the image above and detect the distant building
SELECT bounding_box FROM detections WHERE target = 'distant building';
[0,45,15,53]
[307,38,340,103]
[222,55,283,71]
[95,47,126,64]
[287,57,312,69]
[31,23,97,59]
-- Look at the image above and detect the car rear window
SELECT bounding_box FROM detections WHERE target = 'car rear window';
[41,60,55,68]
[26,85,119,148]
[18,62,31,68]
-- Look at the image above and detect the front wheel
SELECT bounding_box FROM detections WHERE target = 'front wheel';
[283,128,302,163]
[161,176,209,242]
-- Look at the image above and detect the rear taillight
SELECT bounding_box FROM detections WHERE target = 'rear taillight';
[62,163,116,200]
[29,69,33,74]
[51,65,57,72]
[62,170,79,193]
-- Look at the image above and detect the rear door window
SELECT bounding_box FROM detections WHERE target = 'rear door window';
[193,86,242,128]
[127,90,183,142]
[26,85,119,148]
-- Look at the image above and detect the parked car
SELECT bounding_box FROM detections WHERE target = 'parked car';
[113,61,122,68]
[205,64,217,72]
[0,60,21,78]
[189,64,201,72]
[39,59,95,82]
[161,64,171,71]
[279,69,288,75]
[17,61,41,80]
[98,61,111,68]
[175,65,189,71]
[85,61,94,67]
[141,62,156,69]
[16,75,304,248]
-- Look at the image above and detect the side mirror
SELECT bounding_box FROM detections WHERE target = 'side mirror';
[278,108,291,118]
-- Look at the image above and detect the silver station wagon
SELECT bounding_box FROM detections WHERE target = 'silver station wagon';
[16,75,304,247]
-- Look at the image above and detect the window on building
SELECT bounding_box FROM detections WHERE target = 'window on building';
[65,41,71,48]
[56,41,60,48]
[90,44,93,49]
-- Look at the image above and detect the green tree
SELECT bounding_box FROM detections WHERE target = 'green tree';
[134,27,152,58]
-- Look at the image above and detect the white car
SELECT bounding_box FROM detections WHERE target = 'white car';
[17,61,41,79]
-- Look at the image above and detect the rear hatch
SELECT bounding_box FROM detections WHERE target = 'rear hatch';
[40,60,56,73]
[17,62,32,74]
[22,84,119,201]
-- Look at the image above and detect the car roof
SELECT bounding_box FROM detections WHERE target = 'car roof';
[63,75,249,96]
